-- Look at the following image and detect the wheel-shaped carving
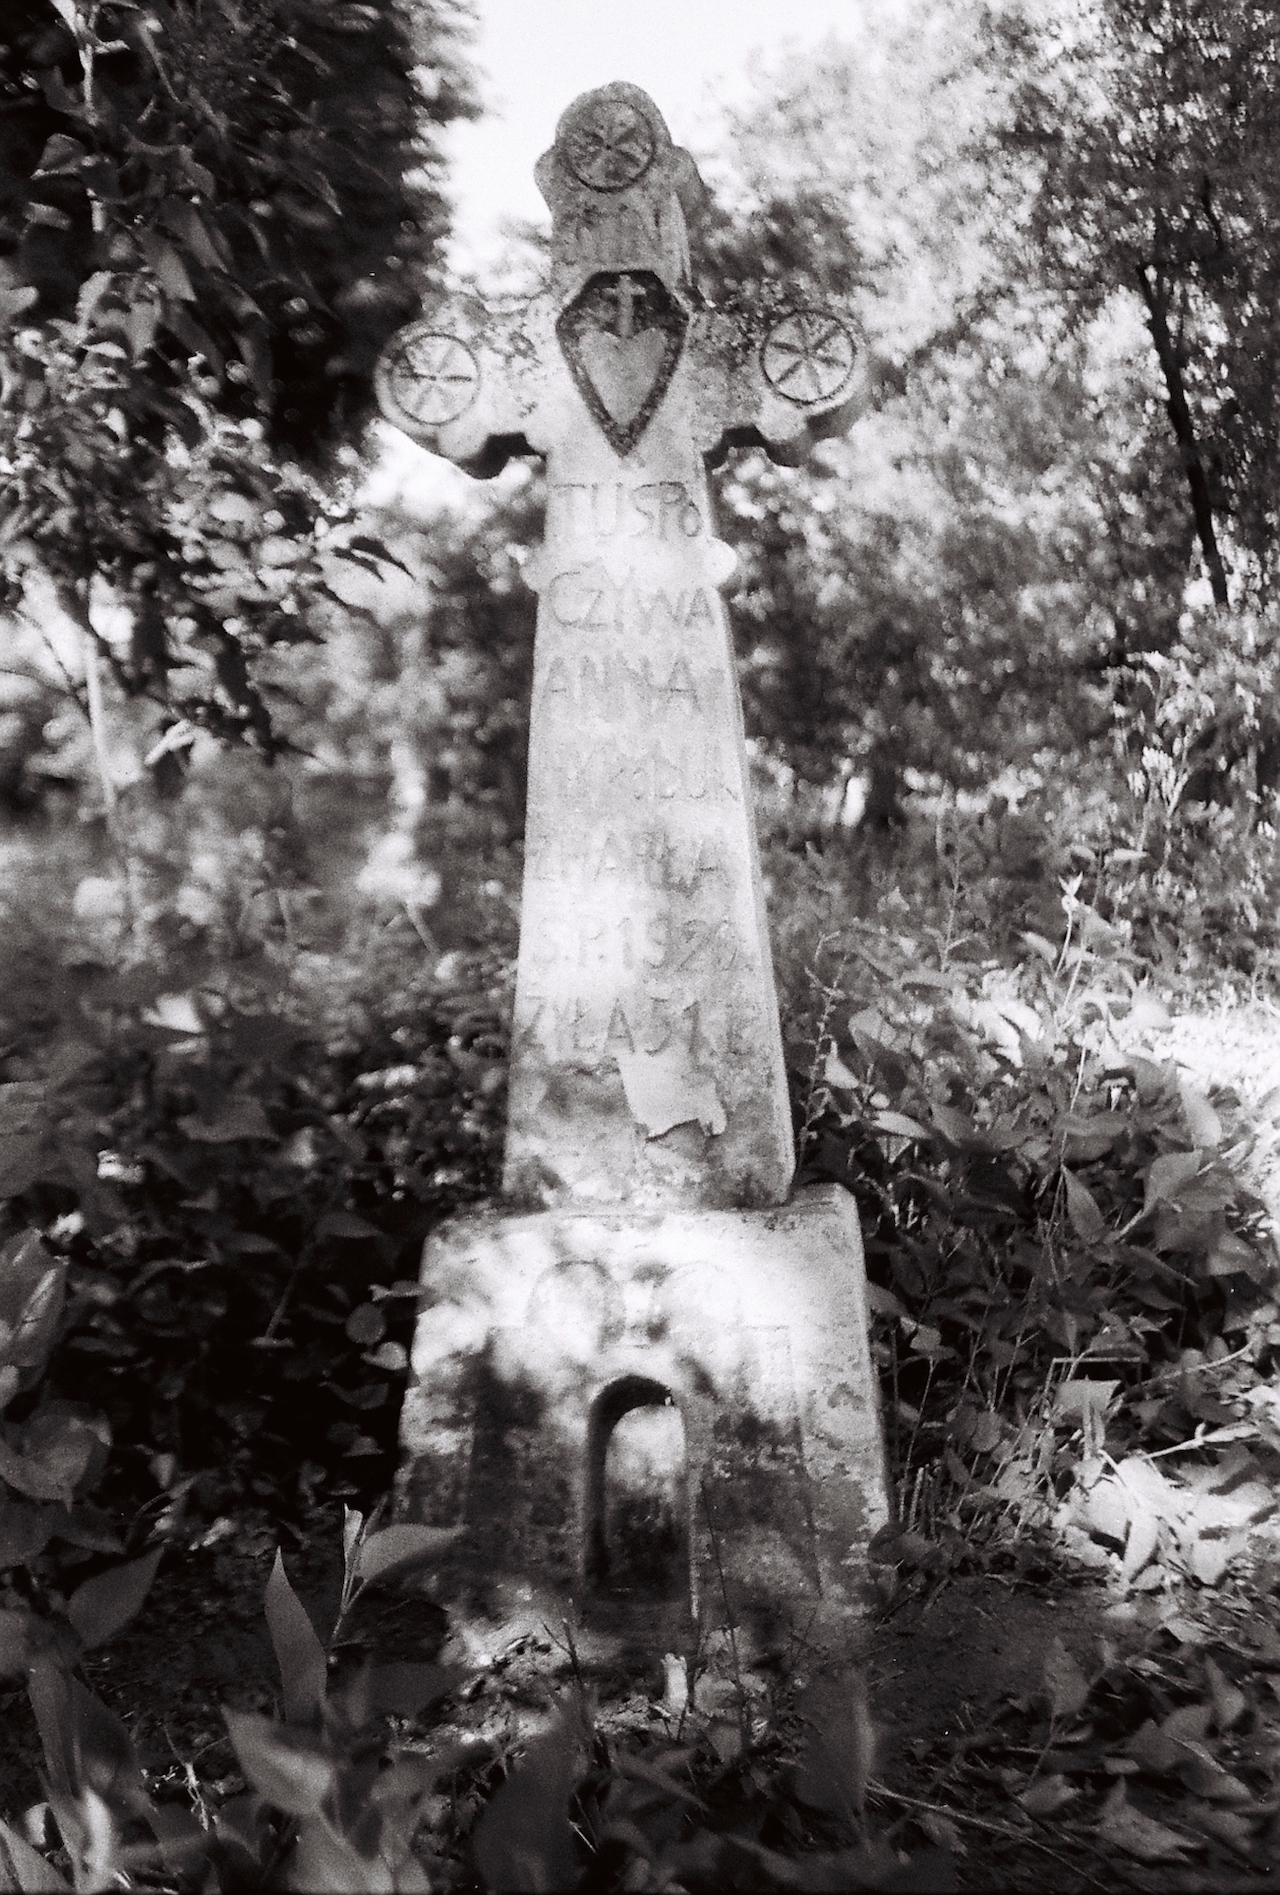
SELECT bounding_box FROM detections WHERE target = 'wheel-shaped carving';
[560,96,655,191]
[377,325,481,430]
[761,310,857,405]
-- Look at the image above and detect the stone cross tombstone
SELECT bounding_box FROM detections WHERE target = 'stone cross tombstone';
[379,84,888,1652]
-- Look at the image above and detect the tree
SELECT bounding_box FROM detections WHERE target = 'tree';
[992,0,1280,606]
[688,3,1192,819]
[0,0,475,756]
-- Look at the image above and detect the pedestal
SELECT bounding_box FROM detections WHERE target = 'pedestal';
[396,1183,889,1652]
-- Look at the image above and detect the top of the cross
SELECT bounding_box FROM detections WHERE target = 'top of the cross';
[535,83,707,304]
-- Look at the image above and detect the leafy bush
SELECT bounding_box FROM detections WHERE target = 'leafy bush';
[0,885,507,1547]
[772,816,1280,1586]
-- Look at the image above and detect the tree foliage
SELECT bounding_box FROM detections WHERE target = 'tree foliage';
[0,0,474,447]
[993,0,1280,603]
[0,0,475,751]
[685,11,1186,818]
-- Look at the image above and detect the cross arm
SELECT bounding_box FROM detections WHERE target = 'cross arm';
[691,306,875,469]
[375,301,551,478]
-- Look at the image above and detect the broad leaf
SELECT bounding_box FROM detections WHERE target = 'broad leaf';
[0,1813,69,1890]
[1062,1168,1107,1242]
[873,1111,931,1140]
[1179,1082,1223,1148]
[28,1662,148,1813]
[68,1547,162,1650]
[1143,1150,1202,1214]
[287,1815,392,1892]
[223,1708,333,1817]
[353,1523,463,1590]
[0,1495,56,1566]
[344,1304,386,1347]
[264,1550,327,1725]
[0,1608,40,1677]
[0,1430,90,1505]
[472,1711,589,1894]
[0,1235,65,1372]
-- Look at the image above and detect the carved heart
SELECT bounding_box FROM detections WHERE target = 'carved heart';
[557,275,686,457]
[575,327,668,431]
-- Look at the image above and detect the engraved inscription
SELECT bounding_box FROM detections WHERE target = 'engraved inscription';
[547,741,739,804]
[545,569,717,636]
[556,201,663,275]
[529,910,740,975]
[524,825,733,892]
[518,991,761,1065]
[551,481,703,541]
[540,651,705,719]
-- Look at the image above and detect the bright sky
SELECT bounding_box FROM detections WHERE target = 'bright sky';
[441,0,868,266]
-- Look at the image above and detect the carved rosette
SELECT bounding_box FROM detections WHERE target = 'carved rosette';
[760,309,857,407]
[375,321,482,438]
[558,93,656,192]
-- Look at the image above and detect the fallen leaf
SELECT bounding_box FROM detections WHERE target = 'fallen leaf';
[1177,1743,1254,1805]
[1054,1380,1119,1422]
[1185,1803,1260,1855]
[1162,1702,1213,1746]
[1187,1537,1233,1586]
[917,1810,966,1853]
[1043,1637,1089,1722]
[1204,1659,1247,1733]
[1019,1775,1078,1817]
[1081,1476,1130,1546]
[1121,1502,1160,1582]
[1097,1781,1199,1862]
[1125,1720,1188,1774]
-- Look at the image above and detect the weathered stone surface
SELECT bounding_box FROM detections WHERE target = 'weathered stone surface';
[378,85,889,1646]
[396,1183,889,1642]
[377,83,870,1210]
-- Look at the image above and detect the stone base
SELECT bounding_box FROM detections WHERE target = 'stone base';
[395,1183,889,1654]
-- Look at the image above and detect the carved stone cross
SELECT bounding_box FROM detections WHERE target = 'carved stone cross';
[382,85,888,1648]
[378,82,866,1212]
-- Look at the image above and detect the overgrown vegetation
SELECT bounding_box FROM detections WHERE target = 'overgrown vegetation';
[775,791,1280,1595]
[1,0,1280,1885]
